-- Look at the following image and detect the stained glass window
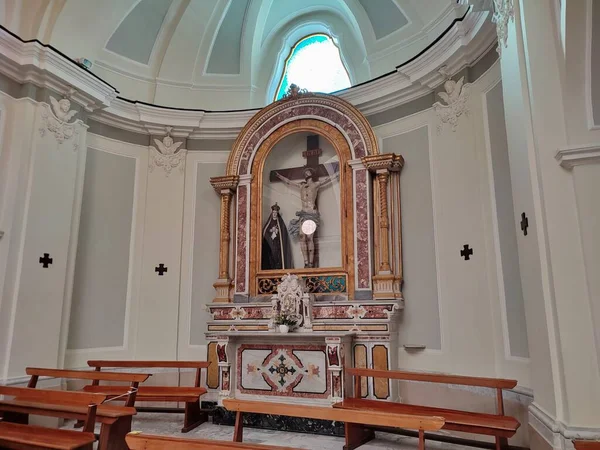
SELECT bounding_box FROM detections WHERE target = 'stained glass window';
[274,34,351,101]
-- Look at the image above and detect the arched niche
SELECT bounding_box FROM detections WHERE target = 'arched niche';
[211,92,402,303]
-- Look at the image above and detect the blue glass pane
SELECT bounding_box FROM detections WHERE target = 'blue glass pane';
[275,34,351,101]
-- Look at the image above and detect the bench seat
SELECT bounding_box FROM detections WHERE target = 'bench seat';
[0,422,95,450]
[82,385,207,402]
[126,432,301,449]
[0,399,136,421]
[334,398,520,438]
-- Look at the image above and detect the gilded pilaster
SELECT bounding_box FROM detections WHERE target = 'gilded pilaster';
[362,154,404,300]
[210,175,239,302]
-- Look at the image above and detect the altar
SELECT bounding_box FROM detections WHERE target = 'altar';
[206,87,404,406]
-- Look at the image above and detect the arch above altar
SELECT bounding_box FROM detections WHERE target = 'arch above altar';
[210,90,405,305]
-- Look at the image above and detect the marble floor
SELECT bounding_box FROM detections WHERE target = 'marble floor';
[65,413,472,449]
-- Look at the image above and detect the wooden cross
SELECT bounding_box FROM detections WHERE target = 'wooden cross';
[39,253,53,268]
[155,263,168,276]
[520,212,529,236]
[460,244,473,261]
[269,135,339,183]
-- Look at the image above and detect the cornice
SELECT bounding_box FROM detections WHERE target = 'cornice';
[555,144,600,169]
[0,27,117,111]
[0,12,496,137]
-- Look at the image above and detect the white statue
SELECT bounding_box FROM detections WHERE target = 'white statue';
[39,96,79,145]
[50,97,78,123]
[149,127,187,176]
[154,133,183,156]
[269,274,313,332]
[433,71,471,133]
[275,168,339,268]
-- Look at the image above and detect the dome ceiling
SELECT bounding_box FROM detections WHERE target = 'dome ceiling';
[5,0,488,110]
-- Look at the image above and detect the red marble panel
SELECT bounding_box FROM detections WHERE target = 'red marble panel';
[235,184,248,293]
[355,169,371,289]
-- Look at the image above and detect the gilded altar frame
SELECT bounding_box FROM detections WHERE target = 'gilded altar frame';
[250,119,353,297]
[210,92,403,303]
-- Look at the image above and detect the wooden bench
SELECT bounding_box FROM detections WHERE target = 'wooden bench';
[574,442,600,450]
[223,398,445,450]
[26,367,150,407]
[0,386,102,450]
[334,368,521,450]
[86,360,210,432]
[125,431,301,449]
[24,367,150,450]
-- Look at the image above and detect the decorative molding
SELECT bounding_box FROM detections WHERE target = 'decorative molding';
[433,72,471,133]
[149,128,187,176]
[492,0,515,55]
[529,402,600,448]
[0,19,497,136]
[0,29,117,111]
[39,96,80,146]
[555,144,600,169]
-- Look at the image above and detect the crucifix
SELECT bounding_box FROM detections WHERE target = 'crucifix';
[269,135,340,268]
[269,135,339,183]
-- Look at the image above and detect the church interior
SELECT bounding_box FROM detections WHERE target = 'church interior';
[0,1,598,449]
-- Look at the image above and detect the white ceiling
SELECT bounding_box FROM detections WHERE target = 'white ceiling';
[3,0,487,110]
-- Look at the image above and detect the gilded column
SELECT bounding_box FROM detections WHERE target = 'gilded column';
[210,175,239,303]
[362,154,404,299]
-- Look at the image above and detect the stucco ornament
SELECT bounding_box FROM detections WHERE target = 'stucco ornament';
[149,127,186,176]
[492,0,514,55]
[39,96,79,145]
[282,83,308,99]
[433,70,471,133]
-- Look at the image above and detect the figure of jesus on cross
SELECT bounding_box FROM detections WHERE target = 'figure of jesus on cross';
[272,135,339,268]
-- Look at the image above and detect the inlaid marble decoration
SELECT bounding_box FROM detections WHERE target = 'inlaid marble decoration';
[235,184,248,293]
[354,168,371,289]
[238,344,329,398]
[236,97,371,175]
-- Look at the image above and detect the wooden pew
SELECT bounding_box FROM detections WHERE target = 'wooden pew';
[0,386,102,450]
[574,442,600,450]
[25,367,150,450]
[26,367,150,407]
[86,360,210,432]
[223,398,445,450]
[125,431,301,450]
[334,368,520,450]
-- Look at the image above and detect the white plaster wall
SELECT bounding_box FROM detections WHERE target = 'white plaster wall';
[374,61,530,388]
[183,152,227,351]
[379,126,441,351]
[65,134,148,368]
[68,147,136,350]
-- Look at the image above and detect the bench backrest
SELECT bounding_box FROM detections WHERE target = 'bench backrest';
[222,398,444,431]
[26,367,150,407]
[346,367,517,416]
[0,386,100,432]
[26,367,150,384]
[88,360,210,388]
[125,432,301,449]
[574,442,600,450]
[345,367,517,389]
[0,386,106,406]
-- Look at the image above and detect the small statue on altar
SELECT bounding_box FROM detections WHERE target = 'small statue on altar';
[275,168,339,268]
[261,203,293,270]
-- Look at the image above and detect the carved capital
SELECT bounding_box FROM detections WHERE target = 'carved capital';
[210,175,239,194]
[361,154,404,173]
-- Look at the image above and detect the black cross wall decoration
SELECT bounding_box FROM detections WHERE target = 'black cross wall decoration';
[460,244,473,261]
[39,253,53,268]
[520,212,529,236]
[155,264,168,276]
